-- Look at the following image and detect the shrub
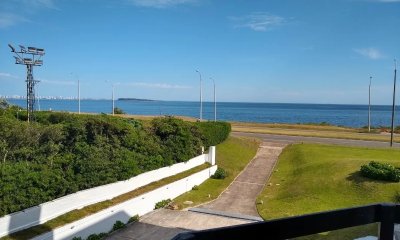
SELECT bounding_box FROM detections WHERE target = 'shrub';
[0,114,212,216]
[72,237,82,240]
[98,233,107,238]
[111,220,126,232]
[154,199,172,209]
[192,185,199,190]
[395,192,400,203]
[114,107,125,114]
[360,161,400,182]
[128,214,139,223]
[211,167,228,179]
[86,233,104,240]
[150,117,202,164]
[196,121,231,147]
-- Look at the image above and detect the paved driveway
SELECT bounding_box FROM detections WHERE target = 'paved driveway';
[107,141,283,240]
[195,142,285,217]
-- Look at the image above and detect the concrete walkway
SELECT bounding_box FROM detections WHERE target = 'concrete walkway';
[106,141,284,240]
[106,209,252,240]
[194,142,285,217]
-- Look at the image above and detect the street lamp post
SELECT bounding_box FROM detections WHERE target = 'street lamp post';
[105,81,115,116]
[368,76,372,132]
[71,73,80,114]
[390,59,397,147]
[112,84,115,116]
[210,77,216,122]
[196,70,202,121]
[78,78,81,114]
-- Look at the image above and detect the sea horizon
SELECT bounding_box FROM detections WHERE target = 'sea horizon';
[6,98,400,128]
[3,97,398,107]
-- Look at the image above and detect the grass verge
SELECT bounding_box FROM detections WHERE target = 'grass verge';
[172,136,259,209]
[2,164,210,240]
[232,123,400,143]
[231,122,358,132]
[257,143,400,239]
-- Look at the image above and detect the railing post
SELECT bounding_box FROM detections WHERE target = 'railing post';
[379,204,395,240]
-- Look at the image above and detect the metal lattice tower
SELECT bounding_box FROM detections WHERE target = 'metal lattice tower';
[8,44,45,122]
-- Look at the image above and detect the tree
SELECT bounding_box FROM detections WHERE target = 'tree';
[114,107,125,114]
[0,99,9,109]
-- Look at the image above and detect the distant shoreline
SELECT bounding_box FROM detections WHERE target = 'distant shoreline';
[2,98,399,106]
[118,98,156,102]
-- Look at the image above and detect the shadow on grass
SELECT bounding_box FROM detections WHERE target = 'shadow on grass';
[346,171,392,184]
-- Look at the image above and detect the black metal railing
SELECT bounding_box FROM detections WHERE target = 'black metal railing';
[172,203,400,240]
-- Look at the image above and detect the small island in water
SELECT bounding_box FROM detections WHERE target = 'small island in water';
[118,98,156,102]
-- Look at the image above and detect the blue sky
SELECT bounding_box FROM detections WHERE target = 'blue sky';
[1,0,399,104]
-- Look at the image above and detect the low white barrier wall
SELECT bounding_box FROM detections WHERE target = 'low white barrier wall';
[0,149,215,238]
[32,165,218,240]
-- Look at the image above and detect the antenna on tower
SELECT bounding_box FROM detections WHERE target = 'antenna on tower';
[8,43,45,123]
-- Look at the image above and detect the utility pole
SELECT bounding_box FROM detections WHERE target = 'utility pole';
[196,70,202,121]
[8,44,45,122]
[112,84,115,116]
[105,80,116,116]
[368,76,372,132]
[390,59,397,147]
[78,78,81,114]
[71,72,81,114]
[210,77,216,122]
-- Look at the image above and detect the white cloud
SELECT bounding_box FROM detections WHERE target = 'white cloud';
[127,0,196,8]
[124,82,191,89]
[354,48,385,60]
[0,0,58,28]
[230,12,285,32]
[11,0,59,10]
[0,13,28,28]
[0,72,19,79]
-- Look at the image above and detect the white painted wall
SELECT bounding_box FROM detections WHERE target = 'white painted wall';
[32,165,218,240]
[0,150,216,238]
[208,146,216,165]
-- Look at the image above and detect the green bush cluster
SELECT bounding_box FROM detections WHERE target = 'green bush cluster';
[112,220,126,231]
[113,107,125,114]
[0,105,230,216]
[73,216,135,240]
[0,100,231,216]
[86,233,107,240]
[360,161,400,182]
[211,167,228,179]
[128,214,139,223]
[154,199,172,209]
[395,192,400,203]
[195,121,231,147]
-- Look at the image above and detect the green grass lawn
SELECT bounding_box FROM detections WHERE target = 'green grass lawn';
[172,136,259,209]
[257,143,400,239]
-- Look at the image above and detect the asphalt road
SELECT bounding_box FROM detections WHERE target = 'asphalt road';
[232,132,400,148]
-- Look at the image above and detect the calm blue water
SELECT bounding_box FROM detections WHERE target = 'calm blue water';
[7,99,400,128]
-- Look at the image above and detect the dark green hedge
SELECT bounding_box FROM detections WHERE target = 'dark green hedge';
[360,161,400,182]
[0,112,200,216]
[196,121,231,147]
[0,108,230,217]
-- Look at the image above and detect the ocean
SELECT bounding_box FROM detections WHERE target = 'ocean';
[6,99,400,128]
